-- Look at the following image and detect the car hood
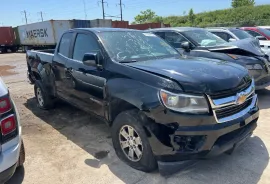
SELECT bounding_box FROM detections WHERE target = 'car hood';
[201,38,265,57]
[126,57,248,94]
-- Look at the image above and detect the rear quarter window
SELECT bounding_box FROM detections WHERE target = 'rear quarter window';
[58,33,72,57]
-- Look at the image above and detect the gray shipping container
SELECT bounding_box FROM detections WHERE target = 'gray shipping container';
[18,20,91,46]
[90,19,112,28]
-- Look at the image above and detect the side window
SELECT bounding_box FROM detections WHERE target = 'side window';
[246,30,262,37]
[58,33,72,57]
[73,34,100,61]
[212,32,232,42]
[154,32,165,39]
[164,32,189,48]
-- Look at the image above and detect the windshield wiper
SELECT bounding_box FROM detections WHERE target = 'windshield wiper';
[119,60,137,63]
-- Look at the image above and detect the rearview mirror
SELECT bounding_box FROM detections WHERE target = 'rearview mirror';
[228,38,237,42]
[256,36,267,41]
[82,52,99,67]
[180,41,191,52]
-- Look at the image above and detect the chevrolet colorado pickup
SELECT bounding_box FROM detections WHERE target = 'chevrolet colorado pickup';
[26,28,259,172]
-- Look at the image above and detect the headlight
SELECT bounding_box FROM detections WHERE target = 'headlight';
[246,64,263,70]
[159,89,209,114]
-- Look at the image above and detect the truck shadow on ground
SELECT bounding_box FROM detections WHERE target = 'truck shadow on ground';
[23,97,269,184]
[6,166,25,184]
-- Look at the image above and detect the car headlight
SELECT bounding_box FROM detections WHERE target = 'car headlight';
[159,89,209,114]
[246,64,263,70]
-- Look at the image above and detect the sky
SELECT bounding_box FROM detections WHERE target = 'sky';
[0,0,269,26]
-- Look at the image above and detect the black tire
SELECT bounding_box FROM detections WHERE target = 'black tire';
[111,110,157,172]
[18,140,25,167]
[34,80,54,109]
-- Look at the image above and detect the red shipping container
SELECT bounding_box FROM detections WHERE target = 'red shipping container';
[0,27,15,46]
[112,21,129,28]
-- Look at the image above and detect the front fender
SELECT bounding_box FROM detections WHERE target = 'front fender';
[107,78,161,111]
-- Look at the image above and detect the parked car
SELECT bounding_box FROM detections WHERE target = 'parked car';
[241,27,270,40]
[240,27,270,56]
[207,27,254,42]
[0,78,25,183]
[26,28,259,173]
[258,26,270,31]
[207,27,270,57]
[148,27,270,90]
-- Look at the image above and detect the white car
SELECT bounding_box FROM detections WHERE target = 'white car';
[0,78,25,183]
[258,26,270,31]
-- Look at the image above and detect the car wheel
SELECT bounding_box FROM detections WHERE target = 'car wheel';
[18,140,25,167]
[34,80,54,109]
[111,109,157,172]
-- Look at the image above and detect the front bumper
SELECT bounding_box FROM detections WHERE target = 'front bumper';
[145,97,259,163]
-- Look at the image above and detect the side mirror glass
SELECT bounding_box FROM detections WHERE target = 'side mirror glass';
[180,41,191,52]
[82,52,99,67]
[228,38,237,42]
[256,36,267,41]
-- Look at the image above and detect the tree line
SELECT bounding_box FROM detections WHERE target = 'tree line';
[133,0,270,27]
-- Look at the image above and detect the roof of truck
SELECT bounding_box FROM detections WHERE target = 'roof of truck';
[148,27,204,32]
[74,28,140,33]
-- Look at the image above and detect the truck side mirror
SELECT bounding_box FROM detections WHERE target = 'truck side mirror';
[256,36,267,41]
[180,41,191,52]
[228,38,237,42]
[82,52,99,67]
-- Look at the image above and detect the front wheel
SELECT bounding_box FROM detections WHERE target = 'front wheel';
[111,110,157,172]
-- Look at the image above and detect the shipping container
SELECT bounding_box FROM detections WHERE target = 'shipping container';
[112,21,129,28]
[17,19,91,49]
[90,19,112,28]
[128,23,170,30]
[0,27,17,53]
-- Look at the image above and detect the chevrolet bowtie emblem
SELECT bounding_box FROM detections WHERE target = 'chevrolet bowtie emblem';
[235,92,247,105]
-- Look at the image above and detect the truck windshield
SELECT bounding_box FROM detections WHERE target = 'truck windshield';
[183,29,227,47]
[98,31,179,62]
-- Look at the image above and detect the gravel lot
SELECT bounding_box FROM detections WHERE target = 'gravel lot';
[1,53,270,184]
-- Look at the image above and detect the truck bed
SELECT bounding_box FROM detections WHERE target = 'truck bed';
[27,49,54,64]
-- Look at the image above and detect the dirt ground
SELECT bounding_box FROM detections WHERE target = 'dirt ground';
[1,53,270,184]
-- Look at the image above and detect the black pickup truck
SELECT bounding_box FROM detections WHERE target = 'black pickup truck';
[26,28,259,172]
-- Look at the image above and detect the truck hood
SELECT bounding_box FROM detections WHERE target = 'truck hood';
[126,57,248,93]
[201,38,265,57]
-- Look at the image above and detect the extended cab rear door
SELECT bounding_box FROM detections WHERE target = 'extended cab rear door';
[52,32,75,99]
[63,31,105,117]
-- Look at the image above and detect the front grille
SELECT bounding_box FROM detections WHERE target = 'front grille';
[215,98,252,119]
[210,78,252,99]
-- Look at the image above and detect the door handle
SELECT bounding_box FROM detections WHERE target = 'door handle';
[65,67,72,79]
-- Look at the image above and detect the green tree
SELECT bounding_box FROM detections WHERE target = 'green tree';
[188,8,195,25]
[133,9,157,24]
[232,0,255,8]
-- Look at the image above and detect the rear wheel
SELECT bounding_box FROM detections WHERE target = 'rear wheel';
[34,80,54,109]
[111,110,157,172]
